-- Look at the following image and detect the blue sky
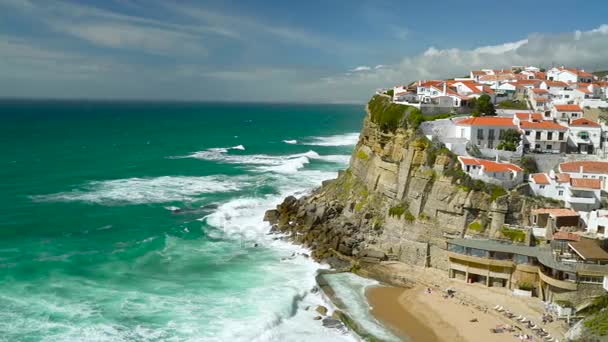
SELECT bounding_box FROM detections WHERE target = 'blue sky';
[1,0,608,102]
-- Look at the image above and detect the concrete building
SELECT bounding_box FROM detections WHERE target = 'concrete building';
[455,117,518,149]
[559,161,608,192]
[551,104,583,123]
[567,118,602,154]
[529,173,602,212]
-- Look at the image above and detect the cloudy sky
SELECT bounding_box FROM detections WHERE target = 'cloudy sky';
[1,0,608,103]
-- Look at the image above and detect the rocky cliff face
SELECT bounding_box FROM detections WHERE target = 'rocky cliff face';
[265,96,554,270]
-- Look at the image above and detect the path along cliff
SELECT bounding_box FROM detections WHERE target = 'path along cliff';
[264,95,557,271]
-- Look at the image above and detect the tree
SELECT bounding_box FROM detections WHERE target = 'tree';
[497,129,521,151]
[471,94,496,116]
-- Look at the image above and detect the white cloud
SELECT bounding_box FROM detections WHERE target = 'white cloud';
[298,24,608,103]
[352,66,371,72]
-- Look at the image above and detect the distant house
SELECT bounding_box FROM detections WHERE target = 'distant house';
[559,161,608,192]
[529,88,551,112]
[458,156,524,189]
[540,80,569,96]
[567,118,602,154]
[530,208,580,230]
[551,104,583,123]
[455,117,518,149]
[547,67,594,84]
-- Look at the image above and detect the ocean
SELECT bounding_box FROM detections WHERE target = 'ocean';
[0,100,375,341]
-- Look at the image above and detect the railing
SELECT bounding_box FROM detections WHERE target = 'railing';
[565,193,597,204]
[447,252,515,268]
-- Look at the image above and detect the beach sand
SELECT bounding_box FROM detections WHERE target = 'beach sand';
[367,286,518,342]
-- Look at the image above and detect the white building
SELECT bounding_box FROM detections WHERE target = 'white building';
[551,104,583,123]
[455,117,518,149]
[529,172,602,212]
[559,161,608,192]
[580,210,608,238]
[458,156,524,189]
[567,118,602,154]
[547,67,594,84]
[517,115,568,153]
[540,80,569,96]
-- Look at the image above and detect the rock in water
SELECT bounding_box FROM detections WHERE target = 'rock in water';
[321,317,344,329]
[315,305,328,316]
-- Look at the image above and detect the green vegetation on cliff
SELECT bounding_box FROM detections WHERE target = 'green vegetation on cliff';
[368,95,415,132]
[500,226,526,242]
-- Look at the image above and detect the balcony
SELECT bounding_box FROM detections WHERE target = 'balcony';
[538,269,578,291]
[447,251,515,268]
[565,193,597,205]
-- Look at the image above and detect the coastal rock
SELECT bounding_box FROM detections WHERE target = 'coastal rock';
[321,317,343,329]
[313,316,322,320]
[315,305,328,316]
[266,95,561,272]
[263,209,280,224]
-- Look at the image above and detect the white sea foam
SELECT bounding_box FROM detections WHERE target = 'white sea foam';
[283,139,297,144]
[303,132,360,146]
[182,148,349,174]
[31,176,248,205]
[232,145,245,150]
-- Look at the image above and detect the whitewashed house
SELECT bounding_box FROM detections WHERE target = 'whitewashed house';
[551,104,583,123]
[547,67,594,84]
[529,171,602,212]
[455,117,518,149]
[567,118,602,154]
[580,210,608,238]
[458,156,524,189]
[518,117,568,153]
[540,80,569,96]
[559,161,608,192]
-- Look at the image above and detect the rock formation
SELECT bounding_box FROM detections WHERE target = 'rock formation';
[265,95,557,270]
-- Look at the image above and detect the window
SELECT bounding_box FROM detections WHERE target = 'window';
[525,130,531,136]
[547,132,553,140]
[536,132,541,139]
[540,185,546,189]
[499,130,505,139]
[477,129,484,139]
[559,190,564,196]
[547,144,552,150]
[572,113,578,118]
[559,132,564,140]
[488,129,495,140]
[535,144,541,149]
[579,275,603,284]
[579,131,589,140]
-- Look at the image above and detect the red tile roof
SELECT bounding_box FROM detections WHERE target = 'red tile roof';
[535,98,549,102]
[458,157,522,172]
[555,173,571,183]
[560,161,608,174]
[570,178,602,189]
[532,88,549,94]
[532,208,579,217]
[456,117,516,127]
[553,231,581,242]
[531,173,550,184]
[554,104,583,112]
[519,120,568,131]
[570,118,601,127]
[544,80,568,87]
[515,112,544,121]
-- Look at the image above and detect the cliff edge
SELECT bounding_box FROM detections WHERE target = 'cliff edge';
[264,95,555,270]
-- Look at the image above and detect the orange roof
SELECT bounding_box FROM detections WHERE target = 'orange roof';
[532,88,549,94]
[570,178,601,190]
[553,231,581,242]
[458,157,522,172]
[456,117,516,127]
[560,161,608,174]
[554,104,583,111]
[519,120,567,131]
[555,173,571,183]
[532,208,579,217]
[535,98,549,102]
[531,173,550,185]
[544,80,568,87]
[570,118,601,127]
[471,70,485,76]
[576,88,592,94]
[515,112,544,121]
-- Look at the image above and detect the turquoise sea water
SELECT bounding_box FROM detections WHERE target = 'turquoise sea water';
[0,101,366,341]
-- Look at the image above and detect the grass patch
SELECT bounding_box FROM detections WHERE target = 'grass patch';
[500,226,526,243]
[517,282,534,291]
[490,186,507,201]
[388,202,409,218]
[356,150,369,161]
[497,100,528,110]
[468,221,484,232]
[584,310,608,336]
[368,95,411,132]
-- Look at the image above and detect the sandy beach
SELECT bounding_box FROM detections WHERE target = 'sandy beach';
[368,285,523,342]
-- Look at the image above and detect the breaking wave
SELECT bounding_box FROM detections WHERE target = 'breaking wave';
[303,133,360,146]
[31,176,248,205]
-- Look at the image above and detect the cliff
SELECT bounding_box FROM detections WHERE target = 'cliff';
[265,95,556,270]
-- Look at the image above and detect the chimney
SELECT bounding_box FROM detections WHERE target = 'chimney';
[495,152,499,162]
[580,166,584,174]
[418,80,421,86]
[529,113,532,121]
[443,82,447,95]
